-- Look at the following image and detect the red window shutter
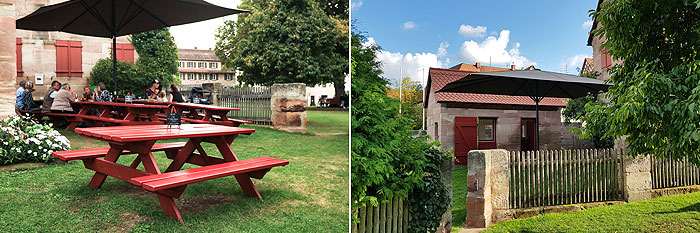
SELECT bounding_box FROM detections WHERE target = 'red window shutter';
[56,40,70,77]
[16,38,22,77]
[69,41,82,77]
[116,43,134,64]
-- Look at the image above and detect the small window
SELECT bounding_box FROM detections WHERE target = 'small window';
[179,73,184,80]
[478,118,496,141]
[199,73,206,80]
[209,62,217,69]
[434,122,439,140]
[225,73,233,80]
[198,62,206,68]
[188,73,195,80]
[187,62,195,68]
[209,74,217,80]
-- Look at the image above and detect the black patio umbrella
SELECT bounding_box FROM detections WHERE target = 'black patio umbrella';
[438,69,611,150]
[16,0,248,99]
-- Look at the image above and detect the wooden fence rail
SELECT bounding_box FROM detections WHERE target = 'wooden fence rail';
[651,155,700,189]
[352,197,409,233]
[217,86,272,125]
[509,149,624,209]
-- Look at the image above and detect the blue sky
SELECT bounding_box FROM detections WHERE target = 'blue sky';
[351,0,598,85]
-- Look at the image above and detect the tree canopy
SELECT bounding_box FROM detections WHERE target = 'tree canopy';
[387,77,424,130]
[581,0,700,163]
[215,0,347,94]
[131,28,180,90]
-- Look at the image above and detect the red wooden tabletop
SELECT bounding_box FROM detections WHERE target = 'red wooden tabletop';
[75,124,255,142]
[76,101,169,109]
[171,102,240,111]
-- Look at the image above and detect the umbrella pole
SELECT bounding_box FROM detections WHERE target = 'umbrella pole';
[535,98,540,151]
[112,36,117,102]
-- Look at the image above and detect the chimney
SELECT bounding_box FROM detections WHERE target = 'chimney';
[510,65,516,70]
[475,62,481,68]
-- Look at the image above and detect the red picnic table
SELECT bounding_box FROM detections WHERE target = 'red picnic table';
[52,124,289,223]
[73,101,168,129]
[169,102,252,127]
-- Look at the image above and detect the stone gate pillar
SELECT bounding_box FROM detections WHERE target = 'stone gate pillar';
[0,1,16,119]
[271,83,306,133]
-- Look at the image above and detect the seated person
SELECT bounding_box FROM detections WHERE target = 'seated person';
[95,82,112,102]
[156,91,168,102]
[146,80,160,100]
[19,81,40,111]
[81,86,94,101]
[41,80,62,113]
[50,83,77,113]
[169,84,185,103]
[16,80,26,109]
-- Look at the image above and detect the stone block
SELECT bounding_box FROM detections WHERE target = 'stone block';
[274,98,306,112]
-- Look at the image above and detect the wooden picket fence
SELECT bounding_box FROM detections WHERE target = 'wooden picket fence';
[651,155,700,189]
[352,197,409,233]
[217,86,272,125]
[509,149,624,209]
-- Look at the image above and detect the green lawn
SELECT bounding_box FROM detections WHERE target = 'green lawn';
[485,191,700,232]
[452,168,467,232]
[0,111,349,232]
[306,110,349,135]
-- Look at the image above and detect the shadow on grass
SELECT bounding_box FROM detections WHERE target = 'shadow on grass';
[653,202,700,214]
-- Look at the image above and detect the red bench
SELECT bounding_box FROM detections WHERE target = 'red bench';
[131,156,289,191]
[52,142,187,161]
[44,112,81,130]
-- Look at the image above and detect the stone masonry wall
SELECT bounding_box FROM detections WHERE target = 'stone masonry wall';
[271,83,306,133]
[0,0,16,118]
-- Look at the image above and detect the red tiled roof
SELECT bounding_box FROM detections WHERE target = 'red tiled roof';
[427,67,567,107]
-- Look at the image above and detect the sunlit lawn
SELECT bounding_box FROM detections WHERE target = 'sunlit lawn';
[0,110,349,232]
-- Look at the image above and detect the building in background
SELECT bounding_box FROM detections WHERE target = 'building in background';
[587,0,617,81]
[424,63,567,164]
[177,48,236,86]
[305,74,348,107]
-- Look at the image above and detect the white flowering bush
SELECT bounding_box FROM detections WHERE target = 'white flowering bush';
[0,115,71,165]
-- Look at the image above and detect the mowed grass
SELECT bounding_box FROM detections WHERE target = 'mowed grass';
[306,109,349,135]
[0,111,349,232]
[452,168,467,233]
[485,191,700,232]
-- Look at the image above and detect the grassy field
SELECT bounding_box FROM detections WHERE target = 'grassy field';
[306,110,349,135]
[452,168,467,232]
[0,110,349,232]
[485,190,700,232]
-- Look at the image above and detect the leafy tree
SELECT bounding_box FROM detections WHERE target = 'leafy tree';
[89,58,138,96]
[581,0,700,163]
[215,0,347,98]
[387,77,424,130]
[131,28,179,93]
[563,72,613,148]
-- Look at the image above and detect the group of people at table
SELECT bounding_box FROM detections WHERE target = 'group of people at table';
[15,79,186,114]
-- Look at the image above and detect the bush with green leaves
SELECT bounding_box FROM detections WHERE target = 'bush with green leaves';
[407,146,451,233]
[0,116,70,165]
[352,30,451,232]
[88,58,139,96]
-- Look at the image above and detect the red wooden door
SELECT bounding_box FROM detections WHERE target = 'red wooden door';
[521,118,536,151]
[454,117,477,164]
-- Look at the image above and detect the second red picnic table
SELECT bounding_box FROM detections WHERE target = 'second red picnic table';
[75,101,168,128]
[169,102,252,127]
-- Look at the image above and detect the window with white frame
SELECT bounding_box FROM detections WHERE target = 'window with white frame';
[188,73,195,80]
[209,74,218,80]
[179,73,183,80]
[225,73,232,80]
[198,62,206,68]
[199,73,206,80]
[209,62,217,69]
[187,62,195,68]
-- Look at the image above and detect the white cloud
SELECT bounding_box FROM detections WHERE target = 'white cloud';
[169,0,243,50]
[351,0,363,9]
[458,24,487,37]
[559,54,590,74]
[582,20,593,29]
[367,37,444,85]
[437,42,449,57]
[403,21,416,30]
[458,30,537,69]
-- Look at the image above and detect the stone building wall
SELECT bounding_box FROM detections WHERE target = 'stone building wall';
[561,122,594,149]
[0,0,16,118]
